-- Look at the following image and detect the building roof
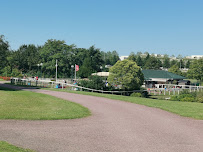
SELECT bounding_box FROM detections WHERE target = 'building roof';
[142,70,185,80]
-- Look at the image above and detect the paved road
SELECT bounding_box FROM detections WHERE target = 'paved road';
[0,85,203,152]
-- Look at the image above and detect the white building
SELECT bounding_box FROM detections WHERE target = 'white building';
[119,56,129,61]
[186,55,203,59]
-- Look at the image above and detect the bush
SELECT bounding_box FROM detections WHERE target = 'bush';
[180,97,195,102]
[170,90,202,103]
[170,96,179,101]
[78,75,105,90]
[196,91,203,103]
[130,92,142,97]
[130,91,148,98]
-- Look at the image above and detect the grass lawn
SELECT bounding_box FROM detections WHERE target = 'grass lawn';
[0,86,90,120]
[0,141,34,152]
[44,88,203,120]
[0,79,5,81]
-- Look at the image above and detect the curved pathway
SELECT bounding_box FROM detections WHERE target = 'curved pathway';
[0,86,203,152]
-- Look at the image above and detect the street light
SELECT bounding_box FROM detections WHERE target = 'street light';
[37,63,43,77]
[71,65,74,82]
[100,66,103,77]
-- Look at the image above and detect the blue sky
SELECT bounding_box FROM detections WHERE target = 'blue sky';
[1,0,203,56]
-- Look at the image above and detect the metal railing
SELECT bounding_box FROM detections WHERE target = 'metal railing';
[10,78,203,96]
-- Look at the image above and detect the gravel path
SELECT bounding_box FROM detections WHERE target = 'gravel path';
[0,84,203,152]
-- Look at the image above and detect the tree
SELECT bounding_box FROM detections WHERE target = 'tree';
[0,35,10,72]
[108,59,144,90]
[143,56,161,70]
[185,60,191,68]
[128,52,136,62]
[170,59,178,67]
[78,57,94,78]
[163,56,170,68]
[187,59,203,81]
[136,55,143,67]
[168,64,182,76]
[40,39,75,78]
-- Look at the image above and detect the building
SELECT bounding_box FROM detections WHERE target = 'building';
[185,55,203,59]
[119,56,129,61]
[142,70,185,88]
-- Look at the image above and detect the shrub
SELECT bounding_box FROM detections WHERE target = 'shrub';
[196,91,203,103]
[130,91,148,98]
[180,97,195,102]
[170,96,179,101]
[130,92,142,97]
[78,75,105,90]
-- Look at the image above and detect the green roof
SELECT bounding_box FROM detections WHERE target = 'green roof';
[142,70,185,80]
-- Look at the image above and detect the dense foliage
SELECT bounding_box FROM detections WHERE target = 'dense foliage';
[79,75,106,90]
[0,34,202,83]
[108,59,144,90]
[0,35,119,78]
[170,90,203,103]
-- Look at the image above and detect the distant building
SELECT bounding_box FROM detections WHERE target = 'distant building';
[119,56,129,61]
[185,55,203,59]
[142,70,185,88]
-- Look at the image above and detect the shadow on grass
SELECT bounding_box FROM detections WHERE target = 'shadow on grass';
[0,83,40,91]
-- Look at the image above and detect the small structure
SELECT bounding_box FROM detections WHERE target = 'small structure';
[142,70,185,88]
[92,72,109,77]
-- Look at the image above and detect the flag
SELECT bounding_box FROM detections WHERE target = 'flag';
[76,65,79,71]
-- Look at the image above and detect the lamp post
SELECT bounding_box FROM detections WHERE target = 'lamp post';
[56,59,58,82]
[100,66,103,77]
[37,63,43,77]
[71,65,74,82]
[40,63,43,77]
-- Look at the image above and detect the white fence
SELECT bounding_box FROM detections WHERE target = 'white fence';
[10,78,203,96]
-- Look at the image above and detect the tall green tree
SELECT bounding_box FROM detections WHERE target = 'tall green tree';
[168,64,182,75]
[0,35,10,72]
[185,60,191,68]
[163,56,170,68]
[108,59,144,90]
[13,44,40,74]
[128,52,137,62]
[78,57,94,78]
[187,59,203,81]
[40,39,75,78]
[136,55,143,67]
[144,56,161,70]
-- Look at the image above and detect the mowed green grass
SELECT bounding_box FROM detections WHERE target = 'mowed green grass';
[0,86,90,120]
[45,88,203,120]
[0,141,34,152]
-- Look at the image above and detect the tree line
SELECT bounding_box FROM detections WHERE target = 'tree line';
[0,34,202,81]
[0,35,119,78]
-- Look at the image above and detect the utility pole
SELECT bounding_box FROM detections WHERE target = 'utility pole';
[56,59,58,82]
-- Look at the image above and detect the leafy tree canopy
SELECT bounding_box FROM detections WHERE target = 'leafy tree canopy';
[187,59,203,81]
[108,59,144,90]
[0,35,10,71]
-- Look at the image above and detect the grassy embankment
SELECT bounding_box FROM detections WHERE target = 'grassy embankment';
[44,88,203,120]
[0,141,34,152]
[0,86,90,120]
